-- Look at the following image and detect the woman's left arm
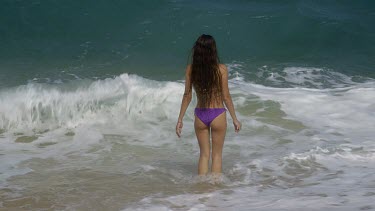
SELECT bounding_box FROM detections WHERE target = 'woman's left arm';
[176,65,192,138]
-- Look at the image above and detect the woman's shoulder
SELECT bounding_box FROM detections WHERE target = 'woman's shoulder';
[219,64,227,69]
[218,64,228,74]
[185,64,192,73]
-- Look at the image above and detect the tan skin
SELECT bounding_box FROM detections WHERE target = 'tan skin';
[176,64,241,175]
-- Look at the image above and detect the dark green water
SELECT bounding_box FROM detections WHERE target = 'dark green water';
[1,0,374,87]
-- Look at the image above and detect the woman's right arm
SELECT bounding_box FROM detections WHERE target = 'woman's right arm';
[176,65,193,138]
[220,64,241,133]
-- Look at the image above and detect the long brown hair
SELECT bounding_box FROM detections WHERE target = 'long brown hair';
[190,34,222,108]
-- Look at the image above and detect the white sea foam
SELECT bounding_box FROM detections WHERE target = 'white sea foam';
[122,184,371,211]
[254,66,375,89]
[235,78,375,141]
[0,74,186,133]
[1,69,374,210]
[282,145,375,177]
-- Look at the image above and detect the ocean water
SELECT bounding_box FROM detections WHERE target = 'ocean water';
[1,1,375,210]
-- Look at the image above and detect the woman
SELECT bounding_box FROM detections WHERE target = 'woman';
[176,34,241,175]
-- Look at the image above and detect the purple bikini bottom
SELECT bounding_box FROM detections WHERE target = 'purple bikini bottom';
[194,108,226,127]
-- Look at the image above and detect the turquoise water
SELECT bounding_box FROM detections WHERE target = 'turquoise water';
[1,1,375,210]
[1,0,374,87]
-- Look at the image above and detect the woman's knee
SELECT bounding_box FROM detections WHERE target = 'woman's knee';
[200,149,210,158]
[211,137,224,159]
[211,150,222,159]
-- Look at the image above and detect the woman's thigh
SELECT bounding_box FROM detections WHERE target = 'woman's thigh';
[194,116,210,155]
[210,112,227,154]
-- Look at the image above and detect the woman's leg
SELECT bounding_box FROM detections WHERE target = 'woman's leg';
[194,116,210,175]
[210,112,227,174]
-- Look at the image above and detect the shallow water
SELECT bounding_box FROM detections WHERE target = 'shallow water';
[1,66,374,210]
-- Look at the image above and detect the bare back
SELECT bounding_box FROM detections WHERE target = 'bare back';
[194,64,227,108]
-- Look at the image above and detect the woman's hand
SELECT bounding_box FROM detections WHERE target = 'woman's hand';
[233,119,241,133]
[176,121,183,138]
